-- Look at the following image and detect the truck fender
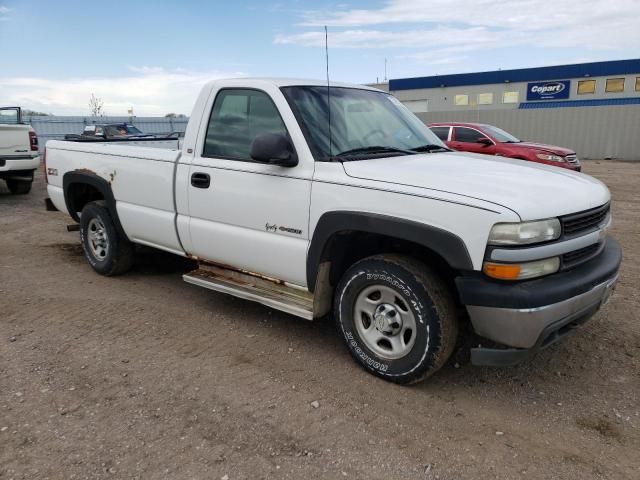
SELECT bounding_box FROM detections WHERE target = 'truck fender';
[62,170,128,239]
[306,211,473,292]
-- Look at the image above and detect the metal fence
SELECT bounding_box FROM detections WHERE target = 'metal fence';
[23,115,189,152]
[415,104,640,160]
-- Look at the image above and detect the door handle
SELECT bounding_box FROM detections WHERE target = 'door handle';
[191,172,210,189]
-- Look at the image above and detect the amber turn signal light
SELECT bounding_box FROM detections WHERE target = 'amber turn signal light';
[483,262,522,280]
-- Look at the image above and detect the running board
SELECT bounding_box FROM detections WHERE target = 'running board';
[183,264,314,320]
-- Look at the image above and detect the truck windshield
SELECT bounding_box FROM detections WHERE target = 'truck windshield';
[104,124,143,136]
[124,125,143,135]
[281,86,446,160]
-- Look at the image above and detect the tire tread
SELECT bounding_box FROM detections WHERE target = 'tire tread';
[80,200,134,276]
[335,253,459,384]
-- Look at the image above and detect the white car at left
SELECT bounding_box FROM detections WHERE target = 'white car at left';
[0,107,40,194]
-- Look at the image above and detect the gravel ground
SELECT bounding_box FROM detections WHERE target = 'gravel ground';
[1,160,639,480]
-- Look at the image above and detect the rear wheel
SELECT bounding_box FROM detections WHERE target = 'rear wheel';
[335,254,458,384]
[80,200,134,276]
[6,179,32,195]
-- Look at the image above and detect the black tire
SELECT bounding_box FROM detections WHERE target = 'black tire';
[335,254,458,384]
[6,179,32,195]
[80,200,134,276]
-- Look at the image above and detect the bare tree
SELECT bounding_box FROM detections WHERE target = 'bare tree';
[23,109,51,116]
[89,93,104,117]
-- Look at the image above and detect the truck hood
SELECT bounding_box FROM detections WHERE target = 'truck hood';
[510,142,575,156]
[341,152,609,220]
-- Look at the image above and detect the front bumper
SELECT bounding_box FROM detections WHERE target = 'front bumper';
[456,237,621,365]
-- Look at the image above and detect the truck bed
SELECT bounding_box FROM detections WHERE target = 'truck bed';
[46,140,184,254]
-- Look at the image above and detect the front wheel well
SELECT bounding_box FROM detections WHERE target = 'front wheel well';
[312,231,460,318]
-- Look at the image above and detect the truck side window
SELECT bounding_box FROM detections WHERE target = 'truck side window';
[203,89,288,161]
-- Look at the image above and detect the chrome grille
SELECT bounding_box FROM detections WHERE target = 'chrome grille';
[565,154,578,164]
[561,204,609,236]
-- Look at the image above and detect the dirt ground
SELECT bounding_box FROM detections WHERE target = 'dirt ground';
[1,160,638,480]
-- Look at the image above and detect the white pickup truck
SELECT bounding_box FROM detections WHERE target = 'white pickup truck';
[45,78,621,384]
[1,107,40,194]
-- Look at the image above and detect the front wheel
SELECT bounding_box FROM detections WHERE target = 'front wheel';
[335,254,458,384]
[80,200,134,276]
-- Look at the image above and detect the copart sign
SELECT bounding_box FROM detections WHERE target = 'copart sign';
[526,80,571,101]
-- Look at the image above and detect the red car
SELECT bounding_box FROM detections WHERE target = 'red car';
[428,122,580,171]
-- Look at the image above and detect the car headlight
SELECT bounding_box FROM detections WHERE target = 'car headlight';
[483,257,560,280]
[536,153,564,162]
[488,218,561,245]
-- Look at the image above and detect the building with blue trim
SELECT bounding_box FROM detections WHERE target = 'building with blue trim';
[377,59,640,159]
[388,59,640,113]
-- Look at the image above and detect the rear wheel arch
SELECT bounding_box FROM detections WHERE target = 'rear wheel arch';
[63,171,128,239]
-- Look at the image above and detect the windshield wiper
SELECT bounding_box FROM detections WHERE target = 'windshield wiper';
[410,144,451,152]
[335,146,418,158]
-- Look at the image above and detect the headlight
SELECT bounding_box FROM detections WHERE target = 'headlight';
[483,257,560,280]
[488,218,561,245]
[536,153,564,162]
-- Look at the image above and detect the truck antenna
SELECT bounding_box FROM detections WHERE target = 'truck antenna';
[325,25,333,158]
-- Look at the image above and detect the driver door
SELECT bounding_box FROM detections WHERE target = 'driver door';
[185,87,313,286]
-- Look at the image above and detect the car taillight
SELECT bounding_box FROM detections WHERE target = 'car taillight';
[29,130,39,151]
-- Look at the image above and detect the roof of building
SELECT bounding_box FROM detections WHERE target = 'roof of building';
[389,59,640,91]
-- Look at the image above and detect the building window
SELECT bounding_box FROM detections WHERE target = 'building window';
[477,93,493,105]
[577,79,596,94]
[635,77,640,92]
[502,91,519,103]
[403,99,428,113]
[454,94,469,106]
[605,78,625,93]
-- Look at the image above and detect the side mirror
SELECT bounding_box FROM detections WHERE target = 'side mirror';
[250,133,298,167]
[476,137,492,146]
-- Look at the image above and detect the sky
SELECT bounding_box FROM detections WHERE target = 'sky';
[0,0,638,116]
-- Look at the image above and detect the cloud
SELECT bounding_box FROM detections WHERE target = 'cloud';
[299,0,639,31]
[276,26,504,49]
[0,67,245,116]
[0,5,10,20]
[278,0,640,53]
